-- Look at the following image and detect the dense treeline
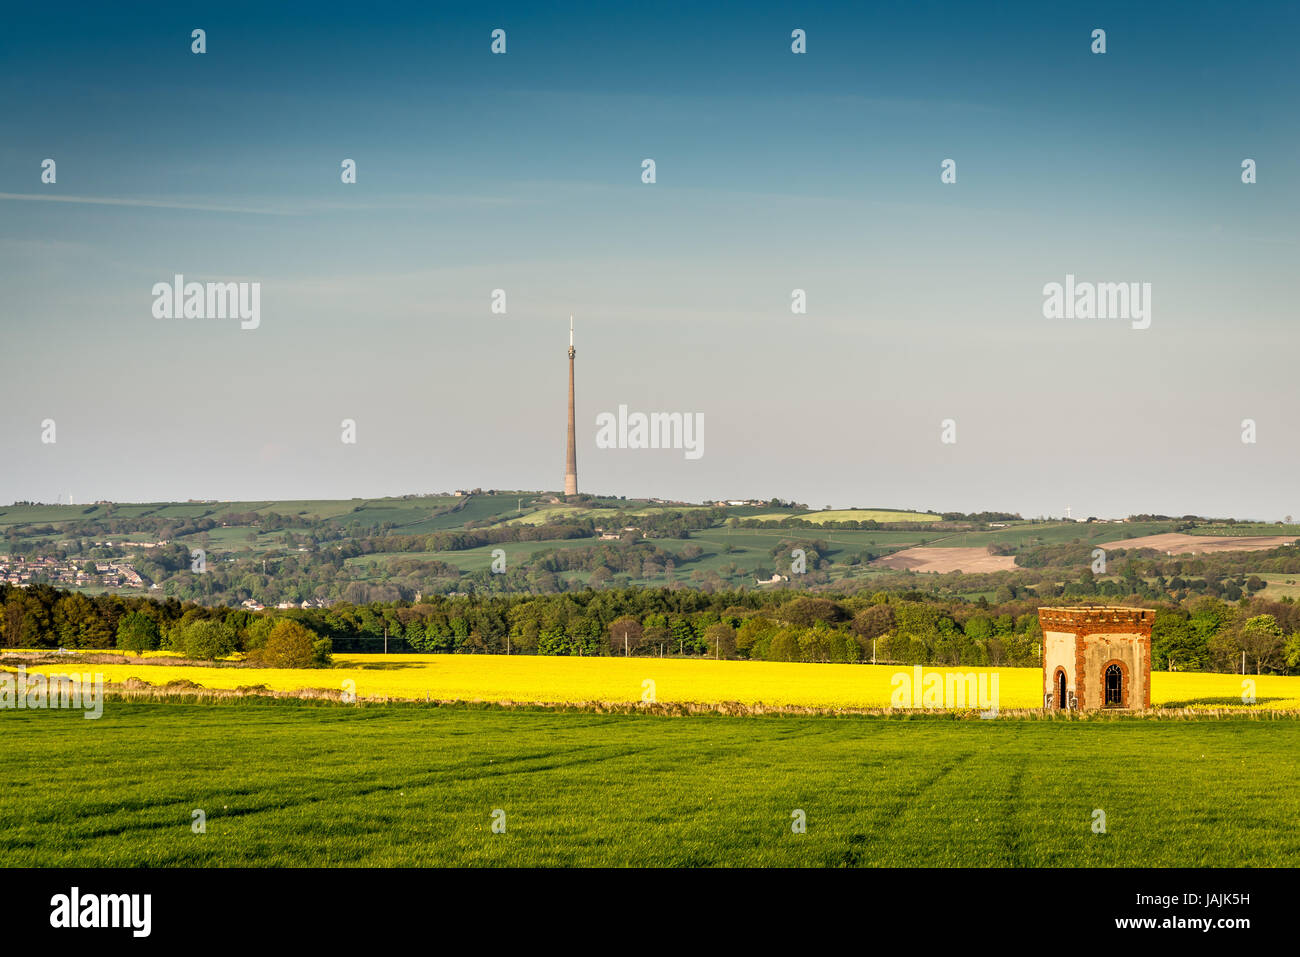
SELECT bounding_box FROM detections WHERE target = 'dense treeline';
[4,582,1298,674]
[0,584,331,666]
[940,511,1024,523]
[733,518,951,531]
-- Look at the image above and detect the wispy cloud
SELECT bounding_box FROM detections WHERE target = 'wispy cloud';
[0,192,534,215]
[0,193,295,215]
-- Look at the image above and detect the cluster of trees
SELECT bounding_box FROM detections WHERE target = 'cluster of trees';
[1,584,331,666]
[598,601,1040,665]
[731,517,942,531]
[1151,598,1300,673]
[723,510,1022,531]
[939,511,1023,523]
[1062,567,1269,604]
[115,613,331,667]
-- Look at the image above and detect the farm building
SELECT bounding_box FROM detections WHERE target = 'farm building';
[1038,606,1155,711]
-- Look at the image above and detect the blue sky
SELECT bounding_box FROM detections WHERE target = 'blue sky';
[2,1,1298,518]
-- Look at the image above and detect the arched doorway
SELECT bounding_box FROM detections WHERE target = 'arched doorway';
[1056,669,1067,709]
[1104,663,1123,707]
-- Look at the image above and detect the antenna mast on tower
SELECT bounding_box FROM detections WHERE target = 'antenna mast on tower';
[564,316,578,497]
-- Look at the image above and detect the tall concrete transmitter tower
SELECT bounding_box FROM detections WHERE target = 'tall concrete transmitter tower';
[564,316,578,497]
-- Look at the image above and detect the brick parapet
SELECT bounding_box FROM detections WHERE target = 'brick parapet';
[1038,606,1155,638]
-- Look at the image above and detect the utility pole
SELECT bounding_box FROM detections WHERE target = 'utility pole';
[1242,650,1246,675]
[872,639,876,665]
[384,624,388,655]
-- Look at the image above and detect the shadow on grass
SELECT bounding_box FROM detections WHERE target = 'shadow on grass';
[342,662,425,671]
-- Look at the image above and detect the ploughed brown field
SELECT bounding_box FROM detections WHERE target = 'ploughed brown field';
[875,531,1296,574]
[871,547,1017,574]
[1101,533,1298,555]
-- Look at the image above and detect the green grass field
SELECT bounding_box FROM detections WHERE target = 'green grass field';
[3,701,1296,867]
[1189,523,1300,537]
[917,521,1176,549]
[1254,573,1300,599]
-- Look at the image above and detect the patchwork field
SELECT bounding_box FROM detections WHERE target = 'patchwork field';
[12,492,1295,600]
[872,546,1018,574]
[10,655,1300,711]
[866,525,1300,574]
[359,526,939,585]
[2,703,1297,867]
[908,521,1176,549]
[1100,533,1298,554]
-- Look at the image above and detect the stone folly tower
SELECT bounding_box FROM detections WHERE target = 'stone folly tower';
[564,316,578,497]
[1038,606,1155,711]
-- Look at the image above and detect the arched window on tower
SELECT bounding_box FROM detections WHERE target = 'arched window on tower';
[1104,664,1123,707]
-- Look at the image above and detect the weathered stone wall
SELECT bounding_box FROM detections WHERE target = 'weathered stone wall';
[1042,629,1076,708]
[1079,633,1149,710]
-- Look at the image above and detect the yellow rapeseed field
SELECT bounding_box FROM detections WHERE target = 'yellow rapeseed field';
[8,653,1300,710]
